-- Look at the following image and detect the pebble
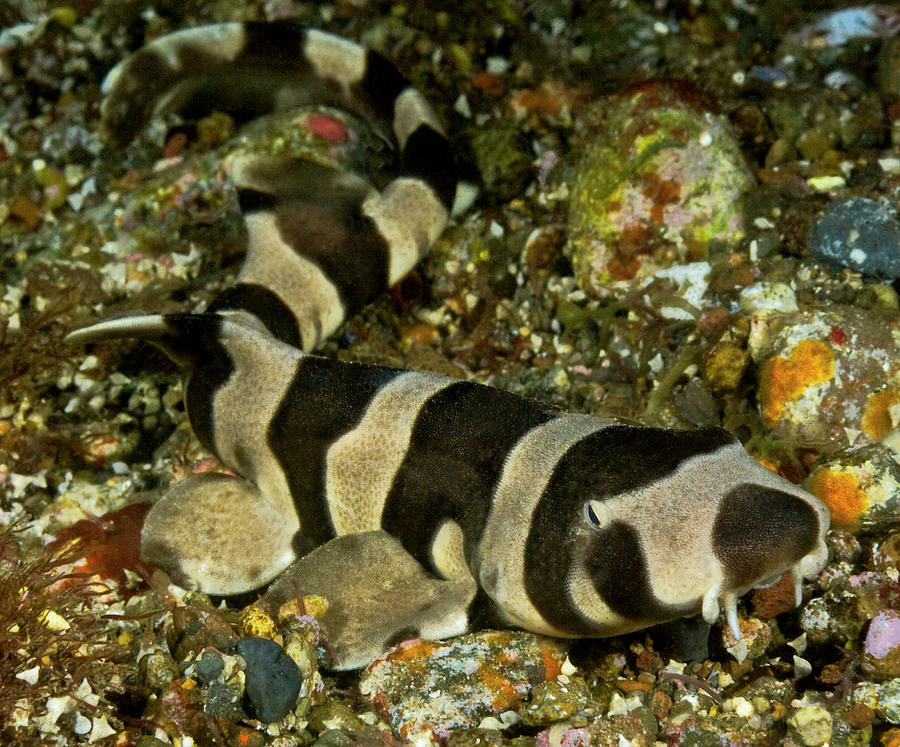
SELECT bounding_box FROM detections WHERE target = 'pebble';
[204,681,246,722]
[194,648,225,684]
[807,197,900,281]
[307,701,365,735]
[650,261,710,320]
[519,678,594,726]
[787,702,832,746]
[738,281,798,314]
[235,637,303,723]
[722,618,772,663]
[799,592,866,648]
[139,650,179,691]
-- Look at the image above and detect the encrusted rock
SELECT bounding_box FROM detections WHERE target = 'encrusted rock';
[749,305,900,445]
[863,609,900,680]
[806,444,900,532]
[359,630,568,742]
[787,702,833,746]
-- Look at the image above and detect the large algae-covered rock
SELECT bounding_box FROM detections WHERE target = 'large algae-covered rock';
[568,81,754,292]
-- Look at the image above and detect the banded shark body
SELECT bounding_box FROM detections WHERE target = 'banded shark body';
[68,21,830,670]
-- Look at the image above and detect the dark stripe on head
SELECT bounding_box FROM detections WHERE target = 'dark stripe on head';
[352,50,410,126]
[161,314,233,455]
[402,125,457,210]
[209,283,303,349]
[713,484,821,589]
[381,381,558,573]
[524,426,736,633]
[268,357,402,547]
[584,522,696,624]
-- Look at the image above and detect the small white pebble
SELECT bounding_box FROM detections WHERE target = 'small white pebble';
[74,713,91,735]
[486,56,509,74]
[807,175,846,191]
[42,696,74,726]
[607,692,628,717]
[453,94,471,118]
[878,157,900,174]
[734,697,755,718]
[788,632,808,654]
[849,248,867,265]
[793,655,813,679]
[560,656,577,676]
[15,665,39,685]
[39,609,70,631]
[78,354,99,372]
[727,638,749,664]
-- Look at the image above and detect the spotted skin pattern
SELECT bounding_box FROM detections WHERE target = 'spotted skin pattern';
[68,22,831,670]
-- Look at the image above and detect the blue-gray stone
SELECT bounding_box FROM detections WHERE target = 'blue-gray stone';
[808,196,900,281]
[194,648,224,683]
[235,636,302,723]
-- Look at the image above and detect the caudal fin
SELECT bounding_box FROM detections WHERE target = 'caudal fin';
[66,313,232,366]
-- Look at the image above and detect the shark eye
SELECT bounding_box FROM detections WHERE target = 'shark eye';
[584,499,608,530]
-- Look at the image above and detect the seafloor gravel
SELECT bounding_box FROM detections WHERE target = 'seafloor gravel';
[2,1,900,745]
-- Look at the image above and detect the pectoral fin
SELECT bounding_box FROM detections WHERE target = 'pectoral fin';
[141,472,298,595]
[261,530,477,670]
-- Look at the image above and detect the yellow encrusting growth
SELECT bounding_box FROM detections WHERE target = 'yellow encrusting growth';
[807,467,867,531]
[759,339,835,423]
[239,604,279,640]
[861,388,900,440]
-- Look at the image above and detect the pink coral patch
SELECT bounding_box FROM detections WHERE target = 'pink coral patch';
[306,113,349,143]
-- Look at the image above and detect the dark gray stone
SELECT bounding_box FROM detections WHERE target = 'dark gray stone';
[808,196,900,280]
[235,636,302,723]
[194,648,224,683]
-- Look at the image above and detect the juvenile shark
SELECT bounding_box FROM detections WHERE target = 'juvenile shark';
[68,21,830,670]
